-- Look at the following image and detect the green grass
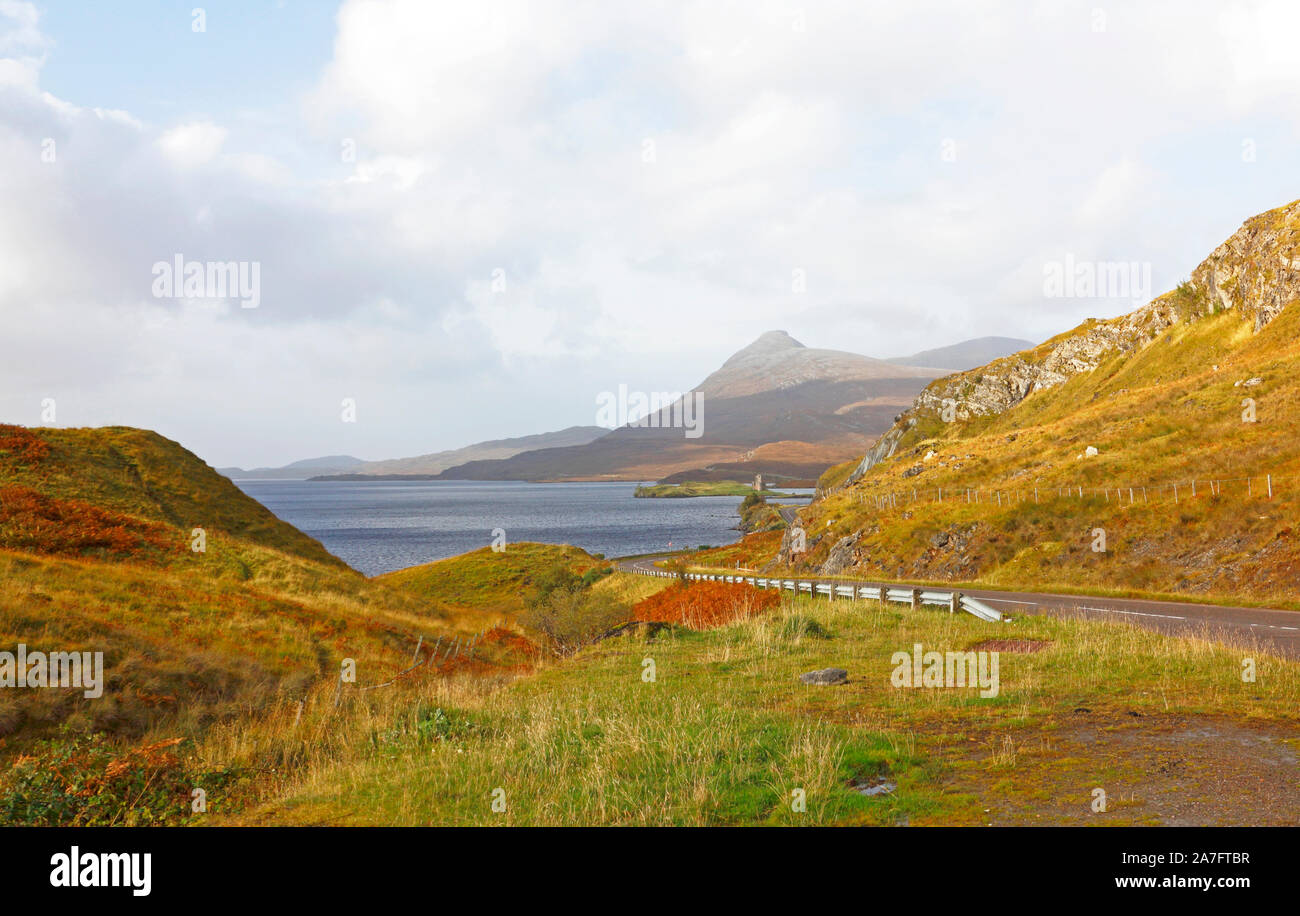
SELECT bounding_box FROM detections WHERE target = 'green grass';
[378,543,607,626]
[234,590,1299,826]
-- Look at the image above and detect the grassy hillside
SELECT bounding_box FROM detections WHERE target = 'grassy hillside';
[1,426,343,567]
[378,543,609,628]
[708,202,1300,609]
[3,422,1296,827]
[757,303,1300,608]
[235,588,1299,826]
[0,424,474,821]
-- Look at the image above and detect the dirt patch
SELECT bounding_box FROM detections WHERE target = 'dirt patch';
[941,713,1300,826]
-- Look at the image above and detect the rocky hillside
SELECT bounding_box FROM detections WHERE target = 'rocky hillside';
[741,198,1300,608]
[852,199,1300,482]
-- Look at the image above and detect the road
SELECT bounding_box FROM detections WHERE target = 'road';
[617,555,1300,659]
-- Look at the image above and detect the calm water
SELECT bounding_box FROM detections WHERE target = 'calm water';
[234,479,808,576]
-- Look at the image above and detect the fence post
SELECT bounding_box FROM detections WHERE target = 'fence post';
[1268,474,1273,499]
[950,592,960,615]
[411,635,423,665]
[910,588,920,611]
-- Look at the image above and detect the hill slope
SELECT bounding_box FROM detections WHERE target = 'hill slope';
[741,198,1300,608]
[0,424,467,760]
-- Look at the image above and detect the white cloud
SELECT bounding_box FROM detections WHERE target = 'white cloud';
[157,121,227,167]
[6,0,1300,466]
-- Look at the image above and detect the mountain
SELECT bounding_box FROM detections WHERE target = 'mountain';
[323,426,608,477]
[220,455,365,479]
[760,197,1300,608]
[887,336,1034,371]
[218,427,608,480]
[436,332,942,482]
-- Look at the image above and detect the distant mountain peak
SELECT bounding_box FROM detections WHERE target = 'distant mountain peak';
[754,329,805,349]
[723,330,805,365]
[703,331,934,400]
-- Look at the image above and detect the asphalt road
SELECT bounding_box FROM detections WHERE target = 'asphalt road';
[617,555,1300,659]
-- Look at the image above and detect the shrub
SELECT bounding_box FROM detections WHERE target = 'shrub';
[580,565,613,588]
[525,562,581,610]
[0,732,239,826]
[0,486,176,560]
[521,587,631,655]
[0,425,50,468]
[632,581,779,629]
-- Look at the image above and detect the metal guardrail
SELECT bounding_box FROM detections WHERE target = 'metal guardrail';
[632,567,1005,622]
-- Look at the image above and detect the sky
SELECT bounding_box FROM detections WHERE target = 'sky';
[3,0,1300,468]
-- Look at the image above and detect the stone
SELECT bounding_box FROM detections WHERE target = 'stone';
[800,668,848,686]
[820,533,859,575]
[1084,445,1098,457]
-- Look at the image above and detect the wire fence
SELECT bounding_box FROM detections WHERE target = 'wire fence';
[829,472,1298,513]
[333,627,493,706]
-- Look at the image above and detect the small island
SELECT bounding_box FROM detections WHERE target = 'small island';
[634,480,797,499]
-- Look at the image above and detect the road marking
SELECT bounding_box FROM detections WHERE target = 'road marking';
[1079,606,1186,621]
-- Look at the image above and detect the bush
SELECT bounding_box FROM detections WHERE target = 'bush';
[0,732,239,826]
[580,565,613,588]
[740,492,765,512]
[0,485,176,560]
[521,587,631,655]
[525,562,581,610]
[632,581,779,629]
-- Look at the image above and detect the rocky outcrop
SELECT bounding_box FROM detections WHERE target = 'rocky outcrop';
[1191,199,1300,332]
[820,532,861,575]
[849,198,1300,479]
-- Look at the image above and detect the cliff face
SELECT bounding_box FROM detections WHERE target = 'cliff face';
[1191,200,1300,331]
[851,198,1300,480]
